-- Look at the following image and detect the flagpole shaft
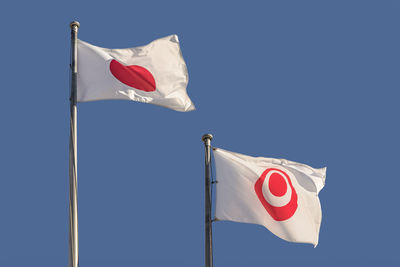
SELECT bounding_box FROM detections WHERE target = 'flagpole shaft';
[202,134,213,267]
[69,20,80,267]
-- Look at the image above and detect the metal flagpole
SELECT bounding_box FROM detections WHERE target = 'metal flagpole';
[202,134,213,267]
[69,20,80,267]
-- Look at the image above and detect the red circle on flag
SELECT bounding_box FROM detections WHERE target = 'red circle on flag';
[254,168,298,221]
[268,172,287,197]
[109,59,156,92]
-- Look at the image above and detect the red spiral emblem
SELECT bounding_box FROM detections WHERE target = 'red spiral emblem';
[254,168,298,221]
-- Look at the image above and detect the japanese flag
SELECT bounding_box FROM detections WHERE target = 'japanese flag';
[77,35,195,112]
[213,148,326,246]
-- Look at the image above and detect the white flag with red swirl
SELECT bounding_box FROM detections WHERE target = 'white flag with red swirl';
[213,148,326,246]
[76,35,195,112]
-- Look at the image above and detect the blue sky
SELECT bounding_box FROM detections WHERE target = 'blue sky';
[1,0,399,266]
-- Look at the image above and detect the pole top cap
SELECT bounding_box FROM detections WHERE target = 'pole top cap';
[70,21,80,29]
[202,134,213,143]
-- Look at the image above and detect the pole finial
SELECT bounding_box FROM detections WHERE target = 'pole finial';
[70,21,80,29]
[202,134,213,143]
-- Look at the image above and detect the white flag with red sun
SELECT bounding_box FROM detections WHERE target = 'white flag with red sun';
[213,148,326,246]
[76,35,195,112]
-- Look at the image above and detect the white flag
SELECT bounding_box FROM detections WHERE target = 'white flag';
[213,148,326,246]
[77,35,195,112]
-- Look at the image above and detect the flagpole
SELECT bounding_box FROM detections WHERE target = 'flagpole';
[202,134,213,267]
[69,20,80,267]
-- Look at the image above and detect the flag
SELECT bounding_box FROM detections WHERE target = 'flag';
[213,148,326,246]
[77,35,195,112]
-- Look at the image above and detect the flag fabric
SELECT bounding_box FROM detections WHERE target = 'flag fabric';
[77,35,195,112]
[213,147,326,246]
